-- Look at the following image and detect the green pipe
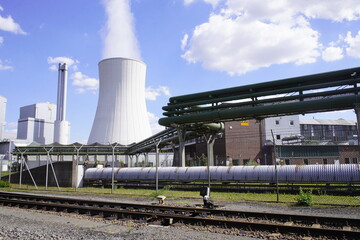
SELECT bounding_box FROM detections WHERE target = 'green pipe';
[169,67,360,104]
[164,77,360,111]
[163,87,360,116]
[159,94,360,127]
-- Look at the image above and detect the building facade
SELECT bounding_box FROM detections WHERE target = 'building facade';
[184,116,359,166]
[0,96,7,141]
[17,102,56,145]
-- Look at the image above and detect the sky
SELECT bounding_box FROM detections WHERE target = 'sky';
[0,0,360,143]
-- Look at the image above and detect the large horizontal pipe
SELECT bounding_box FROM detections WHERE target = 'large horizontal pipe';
[84,164,360,183]
[168,66,360,104]
[159,94,360,127]
[163,77,360,111]
[163,87,360,117]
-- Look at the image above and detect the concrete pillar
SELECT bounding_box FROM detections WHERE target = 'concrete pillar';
[135,154,139,167]
[144,152,149,166]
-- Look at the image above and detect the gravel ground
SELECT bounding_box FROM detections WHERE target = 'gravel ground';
[0,191,359,240]
[0,206,259,240]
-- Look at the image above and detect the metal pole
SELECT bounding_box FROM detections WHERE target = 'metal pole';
[73,144,83,191]
[43,147,53,190]
[0,153,3,180]
[110,143,118,194]
[22,160,38,189]
[153,138,162,192]
[18,149,27,188]
[48,155,60,191]
[271,130,279,202]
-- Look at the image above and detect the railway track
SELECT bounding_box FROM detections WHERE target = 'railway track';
[0,191,359,239]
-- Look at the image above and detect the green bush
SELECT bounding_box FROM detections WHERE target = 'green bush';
[0,180,10,188]
[295,187,313,206]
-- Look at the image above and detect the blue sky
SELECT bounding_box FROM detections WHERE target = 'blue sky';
[1,0,360,143]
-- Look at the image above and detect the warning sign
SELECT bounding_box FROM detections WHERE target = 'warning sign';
[240,120,249,126]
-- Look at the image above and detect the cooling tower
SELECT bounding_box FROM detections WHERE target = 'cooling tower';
[88,58,152,145]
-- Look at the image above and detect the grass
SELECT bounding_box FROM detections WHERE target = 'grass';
[2,183,360,207]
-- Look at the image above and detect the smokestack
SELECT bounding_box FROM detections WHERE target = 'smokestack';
[88,58,152,145]
[54,63,70,144]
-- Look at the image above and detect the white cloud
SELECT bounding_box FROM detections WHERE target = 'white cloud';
[181,34,188,51]
[6,121,17,129]
[71,71,99,94]
[0,6,3,11]
[3,122,17,140]
[145,86,171,101]
[0,59,13,71]
[3,129,17,140]
[0,14,26,35]
[184,0,196,5]
[344,31,360,58]
[48,65,57,71]
[47,56,79,71]
[182,0,360,75]
[147,112,165,134]
[322,46,343,62]
[184,0,222,7]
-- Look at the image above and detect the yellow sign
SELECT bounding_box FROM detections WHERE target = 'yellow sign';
[240,120,249,126]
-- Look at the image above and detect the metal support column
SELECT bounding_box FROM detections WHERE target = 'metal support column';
[110,143,119,194]
[18,149,28,188]
[153,138,162,192]
[73,144,83,191]
[177,129,186,167]
[204,133,216,166]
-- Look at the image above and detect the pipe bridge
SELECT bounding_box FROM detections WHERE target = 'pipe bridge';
[159,67,360,127]
[154,67,360,166]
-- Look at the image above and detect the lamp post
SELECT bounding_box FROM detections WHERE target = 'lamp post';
[271,130,279,203]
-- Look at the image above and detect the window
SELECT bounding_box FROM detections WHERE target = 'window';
[290,120,294,126]
[276,134,281,140]
[285,159,290,165]
[304,159,309,165]
[243,159,250,165]
[323,158,328,164]
[275,120,280,125]
[345,158,350,164]
[353,158,358,164]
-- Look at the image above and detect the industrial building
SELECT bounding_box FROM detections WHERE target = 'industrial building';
[185,116,358,166]
[16,102,57,145]
[0,96,6,141]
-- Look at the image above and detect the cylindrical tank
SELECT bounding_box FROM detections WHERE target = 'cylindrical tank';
[88,58,152,145]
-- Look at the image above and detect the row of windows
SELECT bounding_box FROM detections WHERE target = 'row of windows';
[275,120,294,126]
[282,158,359,165]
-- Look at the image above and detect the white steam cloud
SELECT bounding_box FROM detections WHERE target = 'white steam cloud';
[101,0,141,60]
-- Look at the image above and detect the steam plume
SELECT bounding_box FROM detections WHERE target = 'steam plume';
[101,0,141,60]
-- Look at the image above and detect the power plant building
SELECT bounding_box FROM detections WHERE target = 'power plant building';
[17,102,56,145]
[0,96,6,140]
[88,58,152,145]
